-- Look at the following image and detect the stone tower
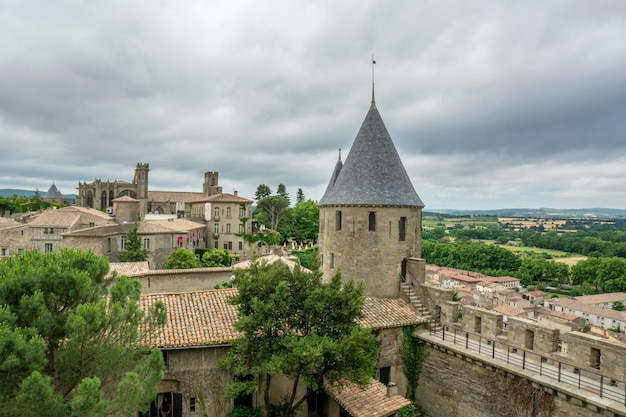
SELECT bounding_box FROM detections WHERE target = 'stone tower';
[133,163,150,217]
[203,171,223,196]
[318,93,424,298]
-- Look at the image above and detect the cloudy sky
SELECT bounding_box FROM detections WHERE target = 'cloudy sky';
[1,1,626,210]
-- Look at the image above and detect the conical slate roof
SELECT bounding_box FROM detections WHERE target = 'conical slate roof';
[45,183,64,199]
[320,104,424,207]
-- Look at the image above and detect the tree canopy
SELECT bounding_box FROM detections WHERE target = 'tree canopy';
[256,195,291,233]
[162,248,202,269]
[221,261,377,416]
[292,199,319,243]
[255,184,272,202]
[0,249,164,417]
[118,222,148,262]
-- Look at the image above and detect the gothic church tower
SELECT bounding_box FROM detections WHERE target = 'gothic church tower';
[318,91,424,298]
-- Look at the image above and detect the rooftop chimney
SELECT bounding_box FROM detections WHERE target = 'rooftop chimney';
[234,190,238,196]
[386,382,397,397]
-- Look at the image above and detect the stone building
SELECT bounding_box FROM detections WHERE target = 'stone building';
[0,206,114,257]
[76,164,225,219]
[189,192,254,255]
[138,289,423,417]
[318,92,424,299]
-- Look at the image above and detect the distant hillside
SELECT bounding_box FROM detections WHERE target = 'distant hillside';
[0,188,76,200]
[426,208,626,219]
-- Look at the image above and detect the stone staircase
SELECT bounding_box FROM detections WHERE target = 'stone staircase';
[400,282,433,322]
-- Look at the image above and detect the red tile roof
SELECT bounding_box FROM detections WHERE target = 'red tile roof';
[325,378,411,417]
[139,290,426,349]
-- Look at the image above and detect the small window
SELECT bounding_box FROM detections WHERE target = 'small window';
[330,253,335,269]
[239,224,244,233]
[335,211,342,231]
[214,224,219,233]
[399,217,406,241]
[1,248,8,256]
[239,206,246,217]
[121,235,127,250]
[18,248,25,255]
[226,224,231,233]
[369,212,376,231]
[239,242,243,250]
[177,236,184,247]
[143,238,150,250]
[226,207,232,218]
[214,241,219,249]
[161,350,169,368]
[214,207,220,218]
[228,241,233,250]
[89,222,95,228]
[190,397,196,413]
[107,238,111,253]
[45,243,53,253]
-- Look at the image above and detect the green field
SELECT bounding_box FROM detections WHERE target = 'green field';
[422,217,498,228]
[494,244,572,258]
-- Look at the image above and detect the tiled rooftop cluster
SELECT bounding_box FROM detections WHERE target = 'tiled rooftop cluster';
[326,378,411,417]
[139,290,425,349]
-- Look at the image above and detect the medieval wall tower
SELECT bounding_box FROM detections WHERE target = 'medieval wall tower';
[318,92,424,298]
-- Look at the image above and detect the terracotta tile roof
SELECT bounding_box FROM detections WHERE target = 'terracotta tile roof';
[28,210,80,228]
[137,219,206,234]
[148,191,206,203]
[140,289,240,349]
[360,297,427,328]
[573,293,626,305]
[139,291,426,349]
[325,378,411,417]
[492,305,527,317]
[108,261,151,278]
[0,218,23,230]
[550,298,626,322]
[190,192,253,204]
[63,223,129,237]
[539,308,579,322]
[27,206,112,228]
[112,195,138,202]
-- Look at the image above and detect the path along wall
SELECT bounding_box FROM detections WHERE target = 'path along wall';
[415,335,626,417]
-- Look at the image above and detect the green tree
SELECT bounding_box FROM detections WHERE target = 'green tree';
[296,188,305,203]
[612,301,625,311]
[119,222,148,262]
[0,249,164,416]
[221,261,377,416]
[276,183,290,204]
[256,195,291,233]
[202,248,232,267]
[162,248,202,269]
[292,199,319,243]
[255,184,272,202]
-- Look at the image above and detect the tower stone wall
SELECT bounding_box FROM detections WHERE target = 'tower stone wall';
[319,205,422,298]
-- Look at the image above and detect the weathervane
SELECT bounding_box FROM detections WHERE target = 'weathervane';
[370,54,376,108]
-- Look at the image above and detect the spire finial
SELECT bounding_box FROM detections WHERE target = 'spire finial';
[370,54,376,109]
[338,148,342,161]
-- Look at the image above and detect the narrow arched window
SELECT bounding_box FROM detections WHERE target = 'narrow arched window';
[369,212,376,231]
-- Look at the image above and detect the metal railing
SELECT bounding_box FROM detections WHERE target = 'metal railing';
[427,322,626,406]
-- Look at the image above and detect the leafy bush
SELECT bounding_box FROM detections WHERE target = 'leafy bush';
[227,405,262,417]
